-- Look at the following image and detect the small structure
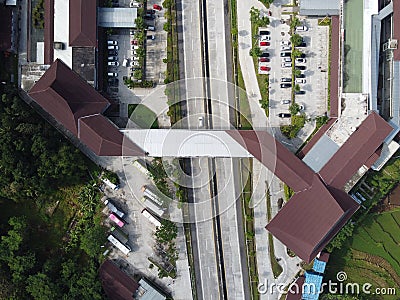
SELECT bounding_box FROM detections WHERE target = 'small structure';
[299,0,340,16]
[99,260,138,300]
[136,278,167,300]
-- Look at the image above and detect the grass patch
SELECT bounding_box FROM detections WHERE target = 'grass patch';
[283,184,294,201]
[318,17,331,26]
[251,20,269,117]
[128,104,159,129]
[280,114,306,139]
[237,64,253,129]
[266,188,283,278]
[240,159,259,299]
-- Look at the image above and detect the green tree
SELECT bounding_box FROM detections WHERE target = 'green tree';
[290,17,301,30]
[155,220,178,244]
[80,225,107,258]
[326,222,355,252]
[250,7,260,23]
[135,17,145,29]
[250,47,262,57]
[26,273,60,300]
[294,84,301,93]
[294,69,302,77]
[257,16,270,27]
[289,103,300,115]
[290,33,303,46]
[292,49,303,58]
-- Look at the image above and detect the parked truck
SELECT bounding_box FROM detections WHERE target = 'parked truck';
[104,199,125,219]
[141,209,161,227]
[107,234,131,255]
[141,197,164,217]
[141,185,163,207]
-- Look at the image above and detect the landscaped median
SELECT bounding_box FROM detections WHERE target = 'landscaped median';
[249,7,270,117]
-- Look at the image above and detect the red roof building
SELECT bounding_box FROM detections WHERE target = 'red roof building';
[69,0,97,47]
[29,59,144,156]
[99,260,139,300]
[228,112,392,262]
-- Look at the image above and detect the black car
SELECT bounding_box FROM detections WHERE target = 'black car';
[278,113,291,118]
[296,65,306,70]
[260,52,270,57]
[295,90,306,95]
[146,9,155,14]
[259,30,270,35]
[296,42,307,48]
[280,52,291,57]
[280,83,292,88]
[299,53,306,58]
[295,73,305,78]
[281,78,291,82]
[147,35,155,40]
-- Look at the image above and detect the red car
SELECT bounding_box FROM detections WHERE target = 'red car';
[130,40,138,45]
[260,66,270,71]
[259,41,270,47]
[259,57,270,62]
[153,4,162,10]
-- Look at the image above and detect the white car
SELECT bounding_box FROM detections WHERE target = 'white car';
[107,72,118,77]
[281,62,292,68]
[281,45,291,51]
[296,25,308,32]
[108,61,119,66]
[107,40,117,45]
[108,45,119,50]
[282,57,292,63]
[295,78,306,84]
[130,1,140,8]
[281,100,291,104]
[132,56,140,61]
[280,40,290,46]
[296,58,307,64]
[131,45,139,50]
[261,35,271,41]
[132,61,140,66]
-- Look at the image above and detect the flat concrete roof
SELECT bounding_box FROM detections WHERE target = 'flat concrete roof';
[53,0,73,67]
[122,129,253,157]
[98,8,137,28]
[302,134,340,172]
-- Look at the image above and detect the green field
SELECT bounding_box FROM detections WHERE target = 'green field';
[128,104,159,129]
[325,209,400,299]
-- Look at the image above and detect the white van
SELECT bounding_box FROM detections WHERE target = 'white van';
[198,116,204,128]
[122,58,129,67]
[107,72,118,77]
[296,25,308,32]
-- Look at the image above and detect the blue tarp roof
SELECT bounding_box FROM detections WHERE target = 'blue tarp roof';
[302,272,323,300]
[312,259,327,274]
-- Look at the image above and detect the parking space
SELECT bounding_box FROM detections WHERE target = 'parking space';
[293,18,329,119]
[102,0,168,118]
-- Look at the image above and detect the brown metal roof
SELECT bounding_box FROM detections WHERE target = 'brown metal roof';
[285,277,304,300]
[0,7,12,51]
[393,0,400,61]
[44,0,54,64]
[29,59,109,135]
[69,0,97,47]
[99,260,139,300]
[266,175,359,262]
[330,16,340,118]
[79,115,145,156]
[319,112,393,189]
[227,130,315,192]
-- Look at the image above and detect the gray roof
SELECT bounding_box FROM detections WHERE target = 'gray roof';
[302,134,340,172]
[299,0,339,16]
[137,278,166,300]
[98,7,137,28]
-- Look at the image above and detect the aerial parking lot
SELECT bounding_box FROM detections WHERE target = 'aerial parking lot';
[103,0,168,107]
